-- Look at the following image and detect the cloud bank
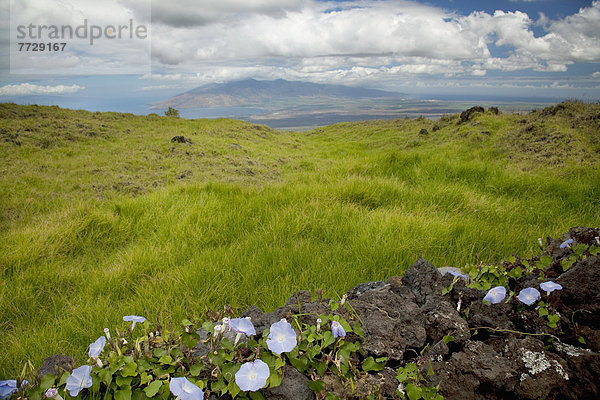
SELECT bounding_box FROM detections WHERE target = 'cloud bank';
[0,83,85,96]
[138,0,600,87]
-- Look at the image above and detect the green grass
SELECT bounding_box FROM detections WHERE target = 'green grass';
[1,101,599,377]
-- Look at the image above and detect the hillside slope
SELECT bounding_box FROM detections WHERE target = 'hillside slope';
[0,101,599,376]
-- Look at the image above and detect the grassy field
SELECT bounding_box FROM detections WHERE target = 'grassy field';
[1,101,599,377]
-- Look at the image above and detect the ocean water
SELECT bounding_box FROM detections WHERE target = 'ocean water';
[3,94,557,130]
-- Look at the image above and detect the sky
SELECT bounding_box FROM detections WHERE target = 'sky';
[0,0,599,113]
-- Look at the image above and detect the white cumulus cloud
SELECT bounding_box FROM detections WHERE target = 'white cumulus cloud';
[0,83,85,96]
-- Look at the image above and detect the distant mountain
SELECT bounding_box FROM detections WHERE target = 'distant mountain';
[153,78,403,109]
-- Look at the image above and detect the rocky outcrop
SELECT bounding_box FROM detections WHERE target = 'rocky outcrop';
[235,228,600,399]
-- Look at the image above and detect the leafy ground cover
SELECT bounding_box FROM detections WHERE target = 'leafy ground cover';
[0,101,599,377]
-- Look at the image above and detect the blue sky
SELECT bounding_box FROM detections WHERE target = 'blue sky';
[1,0,599,113]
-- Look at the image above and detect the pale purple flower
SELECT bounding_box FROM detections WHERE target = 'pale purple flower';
[447,270,469,281]
[483,286,506,304]
[266,319,297,354]
[0,380,28,399]
[169,377,204,400]
[65,366,93,397]
[235,360,270,392]
[44,388,63,399]
[518,287,541,305]
[88,336,106,358]
[559,239,574,249]
[229,318,256,336]
[123,315,145,330]
[0,380,17,400]
[331,321,346,338]
[540,281,563,294]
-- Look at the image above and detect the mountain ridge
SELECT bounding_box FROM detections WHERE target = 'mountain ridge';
[153,78,405,109]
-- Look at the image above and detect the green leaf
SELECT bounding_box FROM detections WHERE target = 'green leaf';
[182,332,200,349]
[221,338,234,352]
[329,299,339,312]
[427,363,435,377]
[158,355,173,365]
[289,356,309,373]
[352,322,364,338]
[405,383,423,400]
[573,244,587,257]
[538,307,549,317]
[115,388,132,400]
[508,266,522,279]
[322,331,335,348]
[40,374,56,392]
[222,363,240,383]
[211,379,226,393]
[249,391,268,400]
[121,362,138,377]
[98,368,113,386]
[268,371,282,388]
[58,371,69,386]
[578,336,586,344]
[315,361,327,376]
[144,380,163,397]
[227,379,240,398]
[116,376,133,388]
[132,389,146,400]
[547,314,560,328]
[362,356,385,372]
[442,335,454,344]
[589,246,599,256]
[153,348,167,358]
[325,393,340,400]
[307,380,325,393]
[540,255,553,267]
[190,363,204,377]
[396,369,407,382]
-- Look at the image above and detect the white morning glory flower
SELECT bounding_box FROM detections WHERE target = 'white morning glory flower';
[235,360,270,392]
[0,380,17,399]
[229,318,256,336]
[518,287,541,306]
[169,377,204,400]
[65,366,93,397]
[540,281,563,295]
[123,315,146,330]
[331,321,346,338]
[559,238,574,249]
[88,336,106,358]
[266,319,297,355]
[483,286,506,304]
